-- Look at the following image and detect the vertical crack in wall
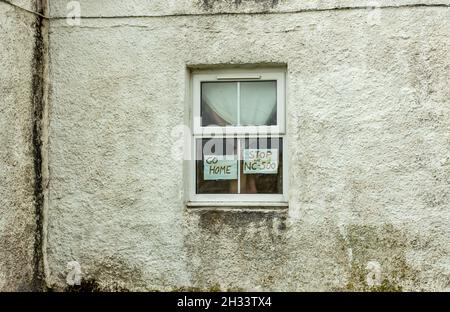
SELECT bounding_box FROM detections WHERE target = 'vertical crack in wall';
[31,0,48,291]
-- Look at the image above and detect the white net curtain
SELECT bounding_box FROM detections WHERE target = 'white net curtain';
[201,81,277,126]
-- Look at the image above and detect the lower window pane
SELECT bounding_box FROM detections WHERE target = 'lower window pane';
[240,137,283,194]
[196,138,238,194]
[195,137,283,195]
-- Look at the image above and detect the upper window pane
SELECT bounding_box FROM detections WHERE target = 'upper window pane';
[201,82,237,126]
[201,80,277,127]
[240,81,277,126]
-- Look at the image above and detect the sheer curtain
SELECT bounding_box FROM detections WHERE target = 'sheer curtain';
[202,82,237,125]
[240,81,276,126]
[202,81,276,126]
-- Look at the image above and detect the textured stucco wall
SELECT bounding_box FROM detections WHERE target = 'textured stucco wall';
[44,1,450,291]
[7,0,38,12]
[0,0,41,291]
[48,0,450,17]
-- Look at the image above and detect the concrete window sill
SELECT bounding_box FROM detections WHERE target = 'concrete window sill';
[186,201,289,211]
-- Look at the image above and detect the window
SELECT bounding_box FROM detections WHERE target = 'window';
[189,68,287,205]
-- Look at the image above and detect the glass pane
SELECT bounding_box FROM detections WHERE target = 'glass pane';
[201,82,238,126]
[196,138,238,194]
[240,81,277,126]
[240,137,283,194]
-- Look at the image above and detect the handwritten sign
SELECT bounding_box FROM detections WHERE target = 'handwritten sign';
[204,155,238,180]
[243,149,278,174]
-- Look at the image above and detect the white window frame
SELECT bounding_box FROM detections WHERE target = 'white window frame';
[188,68,288,205]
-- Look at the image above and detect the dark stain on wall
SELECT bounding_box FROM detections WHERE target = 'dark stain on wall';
[184,209,288,290]
[197,210,287,235]
[30,0,46,292]
[199,0,279,10]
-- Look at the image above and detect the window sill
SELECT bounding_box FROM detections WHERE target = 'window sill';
[186,201,288,211]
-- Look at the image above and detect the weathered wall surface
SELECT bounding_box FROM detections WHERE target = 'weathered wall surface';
[45,1,450,291]
[48,0,450,17]
[0,0,41,291]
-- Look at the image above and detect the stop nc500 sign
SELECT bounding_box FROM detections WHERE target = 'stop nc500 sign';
[243,149,278,174]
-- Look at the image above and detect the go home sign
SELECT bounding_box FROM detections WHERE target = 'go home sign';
[203,155,238,180]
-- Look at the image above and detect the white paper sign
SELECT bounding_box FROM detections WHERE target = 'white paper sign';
[204,155,238,180]
[243,149,278,174]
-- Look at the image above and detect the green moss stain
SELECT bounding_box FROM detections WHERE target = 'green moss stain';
[339,224,419,292]
[345,263,403,292]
